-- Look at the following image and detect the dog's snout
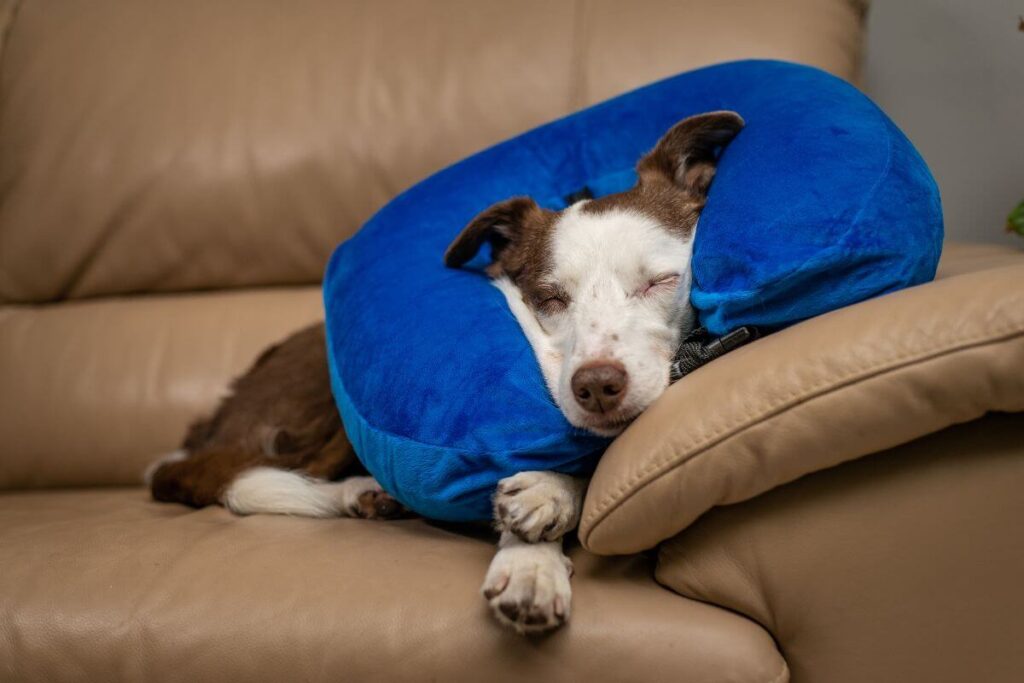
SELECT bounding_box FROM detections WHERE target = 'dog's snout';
[571,362,627,413]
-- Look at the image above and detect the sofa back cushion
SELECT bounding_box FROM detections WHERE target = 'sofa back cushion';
[0,0,866,304]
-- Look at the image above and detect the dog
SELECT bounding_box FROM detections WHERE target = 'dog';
[148,110,743,635]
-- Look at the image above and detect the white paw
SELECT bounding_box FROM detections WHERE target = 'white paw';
[481,538,573,635]
[493,471,584,542]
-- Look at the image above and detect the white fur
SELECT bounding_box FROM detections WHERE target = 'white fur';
[493,275,563,398]
[499,202,695,436]
[222,468,383,518]
[481,531,574,634]
[493,470,586,543]
[142,449,188,485]
[480,205,694,633]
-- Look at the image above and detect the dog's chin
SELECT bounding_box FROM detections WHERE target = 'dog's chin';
[569,410,641,438]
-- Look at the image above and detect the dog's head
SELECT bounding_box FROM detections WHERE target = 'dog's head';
[445,111,743,436]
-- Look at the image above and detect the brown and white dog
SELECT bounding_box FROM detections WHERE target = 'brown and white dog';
[148,111,743,635]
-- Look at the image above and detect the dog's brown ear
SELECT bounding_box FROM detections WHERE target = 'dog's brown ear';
[444,197,541,270]
[637,111,744,201]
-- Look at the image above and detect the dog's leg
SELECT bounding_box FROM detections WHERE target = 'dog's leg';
[482,471,585,634]
[481,531,573,634]
[223,468,400,519]
[148,448,401,520]
[493,471,587,543]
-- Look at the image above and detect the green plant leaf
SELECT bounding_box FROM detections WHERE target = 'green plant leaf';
[1008,200,1024,237]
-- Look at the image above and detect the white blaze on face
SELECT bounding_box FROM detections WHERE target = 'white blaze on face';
[536,202,695,435]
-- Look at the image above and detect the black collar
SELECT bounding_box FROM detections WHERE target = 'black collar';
[669,326,760,382]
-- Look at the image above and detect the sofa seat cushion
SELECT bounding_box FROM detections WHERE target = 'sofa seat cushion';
[0,488,786,683]
[580,243,1024,554]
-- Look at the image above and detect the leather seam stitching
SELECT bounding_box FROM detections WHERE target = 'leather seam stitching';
[582,321,1024,535]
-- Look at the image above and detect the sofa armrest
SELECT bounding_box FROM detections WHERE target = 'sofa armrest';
[580,244,1024,554]
[656,412,1024,683]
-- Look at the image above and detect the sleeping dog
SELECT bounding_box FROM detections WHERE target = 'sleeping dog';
[148,111,743,635]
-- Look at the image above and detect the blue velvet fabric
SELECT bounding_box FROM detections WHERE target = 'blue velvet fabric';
[323,60,943,522]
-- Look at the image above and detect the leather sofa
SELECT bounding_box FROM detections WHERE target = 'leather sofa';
[1,1,1021,681]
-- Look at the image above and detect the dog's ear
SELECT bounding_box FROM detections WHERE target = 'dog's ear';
[444,197,542,271]
[637,111,744,201]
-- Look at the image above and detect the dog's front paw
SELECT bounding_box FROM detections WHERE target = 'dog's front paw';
[482,540,573,635]
[494,471,584,542]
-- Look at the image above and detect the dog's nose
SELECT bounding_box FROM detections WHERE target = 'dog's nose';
[571,362,627,413]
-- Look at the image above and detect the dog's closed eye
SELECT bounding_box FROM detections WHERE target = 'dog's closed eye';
[533,284,571,315]
[635,273,681,298]
[538,295,569,314]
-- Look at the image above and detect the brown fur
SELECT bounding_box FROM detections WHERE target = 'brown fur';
[635,110,745,198]
[579,181,702,239]
[587,111,744,236]
[149,324,396,516]
[445,197,564,312]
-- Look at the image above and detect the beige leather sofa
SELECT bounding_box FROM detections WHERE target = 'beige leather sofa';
[1,2,1022,681]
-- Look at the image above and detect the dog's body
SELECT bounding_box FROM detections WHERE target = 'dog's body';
[147,324,402,520]
[149,111,743,634]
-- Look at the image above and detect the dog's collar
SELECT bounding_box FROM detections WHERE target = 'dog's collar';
[669,325,759,382]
